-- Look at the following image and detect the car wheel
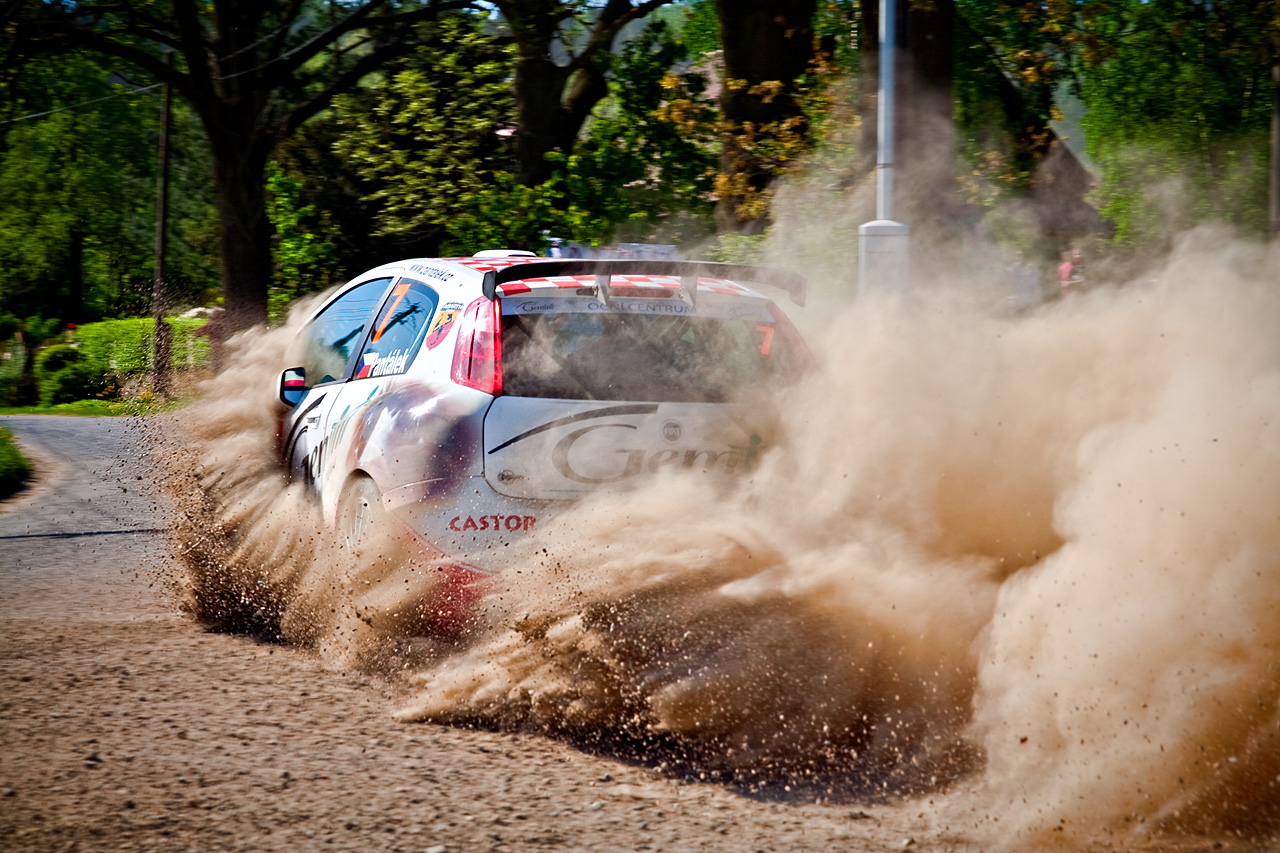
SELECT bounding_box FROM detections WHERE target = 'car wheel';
[337,477,383,557]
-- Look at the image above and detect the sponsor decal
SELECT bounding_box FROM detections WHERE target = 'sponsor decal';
[449,515,537,532]
[501,296,770,320]
[355,349,409,379]
[516,299,557,313]
[303,383,382,485]
[488,404,658,454]
[409,264,454,282]
[424,302,464,349]
[551,423,746,484]
[488,405,764,485]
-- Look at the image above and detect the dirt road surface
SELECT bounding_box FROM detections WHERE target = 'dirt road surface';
[1,415,959,853]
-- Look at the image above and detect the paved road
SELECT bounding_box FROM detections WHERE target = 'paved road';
[0,415,931,853]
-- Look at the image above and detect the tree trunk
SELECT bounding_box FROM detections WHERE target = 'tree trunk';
[714,0,818,233]
[857,0,879,175]
[512,54,583,186]
[900,0,956,224]
[208,116,273,333]
[503,0,652,188]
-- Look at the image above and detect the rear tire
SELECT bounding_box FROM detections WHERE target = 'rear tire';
[336,477,383,557]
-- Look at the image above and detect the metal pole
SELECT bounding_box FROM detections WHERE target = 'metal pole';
[152,50,173,397]
[858,0,910,292]
[877,0,896,222]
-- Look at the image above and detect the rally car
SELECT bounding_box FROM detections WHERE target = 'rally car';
[277,252,810,628]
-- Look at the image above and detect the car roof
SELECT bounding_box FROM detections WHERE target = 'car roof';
[359,256,804,304]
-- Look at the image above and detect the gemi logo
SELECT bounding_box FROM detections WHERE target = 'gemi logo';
[489,405,763,485]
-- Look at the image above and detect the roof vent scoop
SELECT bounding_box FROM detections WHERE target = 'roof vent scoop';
[472,249,537,258]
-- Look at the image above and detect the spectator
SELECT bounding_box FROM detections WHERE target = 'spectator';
[1058,249,1076,296]
[1069,248,1086,287]
[191,307,225,370]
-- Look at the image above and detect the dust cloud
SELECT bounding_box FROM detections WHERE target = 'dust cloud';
[163,229,1279,847]
[160,297,467,672]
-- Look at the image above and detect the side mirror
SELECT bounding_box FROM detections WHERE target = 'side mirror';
[279,367,307,408]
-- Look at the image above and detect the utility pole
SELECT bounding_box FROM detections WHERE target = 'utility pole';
[152,51,173,397]
[858,0,910,291]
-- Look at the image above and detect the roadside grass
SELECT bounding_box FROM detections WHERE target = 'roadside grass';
[0,425,32,498]
[0,394,191,417]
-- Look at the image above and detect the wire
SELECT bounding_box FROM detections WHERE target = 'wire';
[1,82,162,125]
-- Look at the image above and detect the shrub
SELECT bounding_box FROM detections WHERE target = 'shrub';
[41,360,106,406]
[74,318,210,373]
[35,344,84,378]
[0,340,37,406]
[0,372,29,407]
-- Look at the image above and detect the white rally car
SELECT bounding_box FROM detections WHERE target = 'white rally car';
[277,252,810,629]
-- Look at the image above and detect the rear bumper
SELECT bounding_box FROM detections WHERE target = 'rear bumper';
[392,476,564,574]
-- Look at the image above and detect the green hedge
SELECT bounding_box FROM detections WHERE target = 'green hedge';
[0,426,31,497]
[73,318,211,374]
[35,344,82,378]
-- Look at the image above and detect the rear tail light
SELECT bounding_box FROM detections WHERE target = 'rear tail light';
[451,297,503,395]
[767,301,817,372]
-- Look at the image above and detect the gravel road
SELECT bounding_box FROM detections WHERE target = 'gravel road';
[5,415,1273,853]
[0,415,950,853]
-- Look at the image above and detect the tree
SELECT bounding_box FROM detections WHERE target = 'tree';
[957,0,1278,246]
[494,0,675,187]
[324,14,716,254]
[1076,0,1277,243]
[330,13,519,254]
[571,19,719,242]
[0,51,216,322]
[713,0,818,233]
[6,0,466,331]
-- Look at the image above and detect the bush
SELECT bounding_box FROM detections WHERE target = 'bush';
[0,372,30,407]
[74,318,210,373]
[0,340,36,406]
[41,360,106,406]
[34,344,83,378]
[0,426,31,497]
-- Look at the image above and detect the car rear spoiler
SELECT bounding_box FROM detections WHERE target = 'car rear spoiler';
[480,260,807,307]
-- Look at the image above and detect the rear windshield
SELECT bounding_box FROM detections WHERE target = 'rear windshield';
[500,298,806,402]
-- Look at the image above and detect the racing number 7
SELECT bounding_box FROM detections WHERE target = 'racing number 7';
[755,324,774,356]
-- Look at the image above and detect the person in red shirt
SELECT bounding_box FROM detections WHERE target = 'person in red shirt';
[1058,249,1077,296]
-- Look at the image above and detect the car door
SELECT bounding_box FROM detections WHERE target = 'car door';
[284,276,394,487]
[313,277,442,495]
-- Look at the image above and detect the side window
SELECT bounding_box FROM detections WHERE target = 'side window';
[302,277,393,386]
[353,278,440,379]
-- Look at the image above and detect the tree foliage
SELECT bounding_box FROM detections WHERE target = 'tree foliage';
[957,0,1279,244]
[1078,0,1277,242]
[332,13,520,252]
[492,0,676,186]
[322,13,717,255]
[570,19,719,242]
[5,0,469,330]
[0,52,215,322]
[713,0,819,232]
